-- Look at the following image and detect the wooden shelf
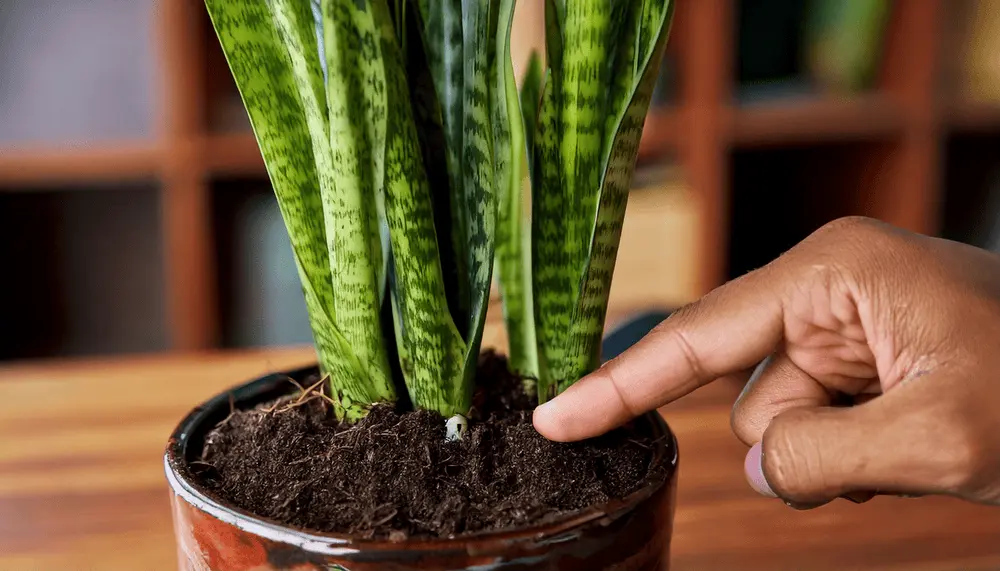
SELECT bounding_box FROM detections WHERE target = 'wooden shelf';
[944,98,1000,133]
[202,132,265,177]
[731,95,906,147]
[0,143,161,188]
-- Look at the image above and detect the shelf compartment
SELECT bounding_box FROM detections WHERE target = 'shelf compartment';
[731,95,906,147]
[727,141,893,280]
[0,185,168,360]
[210,177,312,349]
[944,99,1000,134]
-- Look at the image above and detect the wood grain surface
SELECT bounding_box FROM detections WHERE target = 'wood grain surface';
[1,321,999,570]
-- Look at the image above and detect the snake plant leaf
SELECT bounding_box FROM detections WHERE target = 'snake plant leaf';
[544,0,564,79]
[373,0,468,417]
[534,0,618,398]
[403,2,463,330]
[272,0,397,412]
[534,0,675,400]
[496,46,539,381]
[414,0,519,391]
[415,0,470,329]
[558,0,675,395]
[455,0,514,391]
[319,0,397,405]
[519,51,543,178]
[560,1,614,269]
[532,70,568,399]
[205,0,378,419]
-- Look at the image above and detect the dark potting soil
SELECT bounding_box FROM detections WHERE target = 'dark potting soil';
[194,351,671,540]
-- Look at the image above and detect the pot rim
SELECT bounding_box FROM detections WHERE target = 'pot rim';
[164,364,679,556]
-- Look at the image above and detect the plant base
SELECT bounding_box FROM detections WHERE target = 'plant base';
[165,351,679,570]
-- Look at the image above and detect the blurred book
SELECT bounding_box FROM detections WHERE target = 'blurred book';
[957,0,1000,102]
[736,0,890,102]
[801,0,891,95]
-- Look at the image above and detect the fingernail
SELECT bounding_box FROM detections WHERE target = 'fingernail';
[840,491,875,504]
[745,442,776,498]
[534,398,557,419]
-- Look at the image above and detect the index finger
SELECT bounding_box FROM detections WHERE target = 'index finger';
[533,267,786,441]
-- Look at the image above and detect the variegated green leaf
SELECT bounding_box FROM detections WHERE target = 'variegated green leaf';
[534,0,675,400]
[271,0,396,414]
[455,0,509,389]
[415,0,469,328]
[373,0,468,417]
[535,0,619,398]
[320,0,396,405]
[414,0,519,391]
[404,2,463,330]
[532,70,569,400]
[560,1,614,270]
[559,0,675,395]
[520,51,543,178]
[544,0,564,78]
[205,0,376,420]
[496,46,538,381]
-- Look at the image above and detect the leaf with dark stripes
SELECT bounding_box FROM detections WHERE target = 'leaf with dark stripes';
[496,39,539,382]
[532,70,570,401]
[205,0,380,421]
[562,0,675,395]
[533,0,675,399]
[453,0,504,388]
[416,0,470,329]
[544,0,564,78]
[519,50,543,178]
[534,0,618,396]
[319,0,397,406]
[404,2,463,330]
[372,0,468,417]
[493,0,536,380]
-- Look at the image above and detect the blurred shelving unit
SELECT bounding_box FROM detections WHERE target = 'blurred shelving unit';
[4,0,1000,360]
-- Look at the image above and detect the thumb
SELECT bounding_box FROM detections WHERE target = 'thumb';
[747,392,953,506]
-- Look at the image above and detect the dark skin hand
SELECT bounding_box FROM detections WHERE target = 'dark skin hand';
[534,216,1000,508]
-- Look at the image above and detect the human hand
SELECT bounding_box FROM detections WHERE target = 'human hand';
[533,217,1000,508]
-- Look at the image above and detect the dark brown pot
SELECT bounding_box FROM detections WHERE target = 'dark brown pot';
[164,365,679,571]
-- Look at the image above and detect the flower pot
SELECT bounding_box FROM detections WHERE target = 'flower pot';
[164,365,679,571]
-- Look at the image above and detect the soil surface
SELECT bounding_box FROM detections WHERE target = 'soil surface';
[194,351,672,540]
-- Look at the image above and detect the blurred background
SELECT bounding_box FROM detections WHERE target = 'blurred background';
[2,0,1000,363]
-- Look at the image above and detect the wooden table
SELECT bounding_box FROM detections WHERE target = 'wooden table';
[2,343,1000,571]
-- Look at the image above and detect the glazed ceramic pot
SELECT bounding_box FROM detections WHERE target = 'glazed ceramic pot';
[164,365,679,571]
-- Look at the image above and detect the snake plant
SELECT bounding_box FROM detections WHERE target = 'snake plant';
[205,0,674,427]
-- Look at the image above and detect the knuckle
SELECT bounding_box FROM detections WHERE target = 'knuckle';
[801,216,894,263]
[812,216,885,240]
[602,361,639,418]
[790,216,904,291]
[935,421,990,494]
[649,307,710,382]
